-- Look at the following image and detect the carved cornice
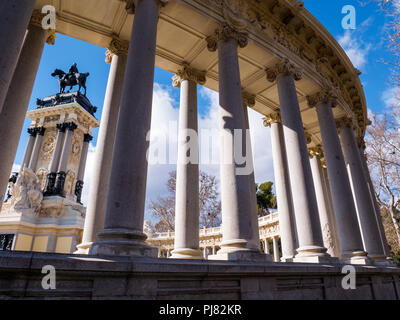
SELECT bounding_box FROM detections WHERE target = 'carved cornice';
[263,112,281,127]
[172,63,206,87]
[105,38,130,64]
[206,24,248,52]
[265,59,302,82]
[306,91,337,108]
[242,91,255,108]
[308,146,324,159]
[118,0,169,14]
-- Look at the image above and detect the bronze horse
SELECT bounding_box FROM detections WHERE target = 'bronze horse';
[51,69,90,95]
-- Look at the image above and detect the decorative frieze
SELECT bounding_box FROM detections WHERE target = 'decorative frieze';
[206,24,248,52]
[306,91,337,108]
[105,38,130,64]
[263,112,281,127]
[265,59,302,82]
[172,63,206,88]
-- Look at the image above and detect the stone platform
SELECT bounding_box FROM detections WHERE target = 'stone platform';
[0,251,399,300]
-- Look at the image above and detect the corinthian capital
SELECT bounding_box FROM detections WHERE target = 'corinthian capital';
[105,38,130,64]
[335,117,356,130]
[308,146,324,159]
[265,59,302,82]
[172,63,206,88]
[307,91,337,108]
[206,24,248,52]
[242,91,255,108]
[30,9,57,45]
[263,112,281,127]
[119,0,168,14]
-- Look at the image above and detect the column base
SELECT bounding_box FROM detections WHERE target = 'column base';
[293,245,332,263]
[280,256,295,262]
[169,248,203,260]
[371,257,398,267]
[208,247,273,262]
[340,250,371,265]
[89,228,157,258]
[74,242,93,255]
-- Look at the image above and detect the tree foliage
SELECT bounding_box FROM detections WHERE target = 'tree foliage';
[149,171,221,232]
[256,181,277,216]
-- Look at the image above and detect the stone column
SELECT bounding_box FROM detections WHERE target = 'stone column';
[272,237,280,262]
[0,0,36,112]
[308,91,368,264]
[242,92,261,251]
[74,134,92,204]
[21,128,37,169]
[263,112,297,261]
[358,143,391,259]
[338,118,388,262]
[44,123,67,195]
[266,60,329,263]
[205,25,268,261]
[264,239,270,255]
[75,39,128,254]
[90,0,167,257]
[170,64,205,260]
[28,127,46,171]
[54,122,77,196]
[308,146,340,258]
[0,24,48,203]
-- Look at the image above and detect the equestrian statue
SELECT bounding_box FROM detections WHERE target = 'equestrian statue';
[51,63,90,95]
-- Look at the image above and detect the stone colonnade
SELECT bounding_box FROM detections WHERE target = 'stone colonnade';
[0,0,391,265]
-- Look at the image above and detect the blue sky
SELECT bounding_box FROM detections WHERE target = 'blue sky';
[12,1,397,220]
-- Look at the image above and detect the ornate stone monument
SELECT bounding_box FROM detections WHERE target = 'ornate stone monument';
[0,65,99,253]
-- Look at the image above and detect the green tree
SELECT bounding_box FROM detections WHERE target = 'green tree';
[256,181,277,217]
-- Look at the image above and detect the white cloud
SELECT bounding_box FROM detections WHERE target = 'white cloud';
[337,30,371,69]
[381,86,400,107]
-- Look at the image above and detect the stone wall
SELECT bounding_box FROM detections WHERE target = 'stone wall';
[0,251,399,300]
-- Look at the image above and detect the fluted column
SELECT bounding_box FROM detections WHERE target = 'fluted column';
[170,64,205,260]
[0,0,36,112]
[74,134,92,204]
[309,146,340,257]
[54,122,77,196]
[264,239,270,254]
[75,39,128,254]
[242,92,261,251]
[90,0,167,257]
[338,118,388,263]
[206,25,268,261]
[21,128,37,169]
[28,127,46,171]
[272,237,280,262]
[266,60,329,263]
[308,91,368,264]
[358,142,391,259]
[263,113,297,261]
[0,23,49,203]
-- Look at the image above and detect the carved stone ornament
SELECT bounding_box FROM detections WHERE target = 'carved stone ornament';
[172,63,206,88]
[10,168,43,214]
[265,59,302,82]
[242,91,255,108]
[307,91,338,108]
[308,146,324,159]
[118,0,169,14]
[263,112,281,127]
[41,129,57,161]
[335,117,356,130]
[221,0,255,30]
[206,24,248,52]
[105,38,130,64]
[304,130,312,144]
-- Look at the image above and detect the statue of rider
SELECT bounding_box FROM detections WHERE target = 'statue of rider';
[66,63,79,82]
